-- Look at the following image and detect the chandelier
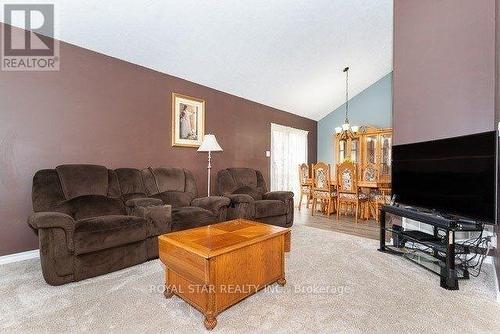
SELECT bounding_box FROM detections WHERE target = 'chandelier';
[335,66,359,140]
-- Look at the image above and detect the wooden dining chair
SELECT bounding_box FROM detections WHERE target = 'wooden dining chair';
[362,163,379,220]
[298,163,312,210]
[362,163,379,182]
[373,187,392,222]
[311,162,336,216]
[336,161,369,223]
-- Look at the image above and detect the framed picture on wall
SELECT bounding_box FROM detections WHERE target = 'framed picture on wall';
[171,93,205,147]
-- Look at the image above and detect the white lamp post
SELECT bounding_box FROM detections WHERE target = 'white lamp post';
[197,134,223,196]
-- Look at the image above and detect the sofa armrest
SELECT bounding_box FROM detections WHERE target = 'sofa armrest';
[28,212,75,251]
[191,196,231,215]
[224,193,254,204]
[263,192,294,227]
[125,197,163,208]
[263,191,294,202]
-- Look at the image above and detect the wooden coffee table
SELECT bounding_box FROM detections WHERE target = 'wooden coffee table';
[158,219,290,330]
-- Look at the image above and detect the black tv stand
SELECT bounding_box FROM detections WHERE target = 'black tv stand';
[378,204,483,290]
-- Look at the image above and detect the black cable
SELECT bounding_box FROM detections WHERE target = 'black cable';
[404,232,491,278]
[454,233,492,277]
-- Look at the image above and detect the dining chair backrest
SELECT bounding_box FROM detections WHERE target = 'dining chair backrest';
[337,161,358,194]
[362,163,379,182]
[299,163,309,186]
[380,187,392,204]
[312,162,331,191]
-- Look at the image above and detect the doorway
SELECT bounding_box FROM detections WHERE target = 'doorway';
[270,123,308,204]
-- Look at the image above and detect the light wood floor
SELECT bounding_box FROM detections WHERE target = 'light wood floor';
[294,204,381,240]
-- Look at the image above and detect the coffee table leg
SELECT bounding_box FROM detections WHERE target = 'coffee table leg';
[284,231,291,253]
[163,283,174,299]
[277,277,286,286]
[204,313,217,330]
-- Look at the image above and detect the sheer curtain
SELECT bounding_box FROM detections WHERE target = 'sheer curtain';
[270,123,308,204]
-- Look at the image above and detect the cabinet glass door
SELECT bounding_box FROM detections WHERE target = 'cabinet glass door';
[339,140,346,162]
[350,139,359,163]
[380,134,392,176]
[365,135,378,164]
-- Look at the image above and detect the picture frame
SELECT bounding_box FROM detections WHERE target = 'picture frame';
[171,92,205,147]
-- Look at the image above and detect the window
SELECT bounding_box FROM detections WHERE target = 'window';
[270,123,308,204]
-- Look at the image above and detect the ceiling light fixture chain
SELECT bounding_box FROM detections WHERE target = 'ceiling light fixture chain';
[344,66,349,124]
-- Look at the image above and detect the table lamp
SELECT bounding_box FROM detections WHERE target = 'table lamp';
[197,134,223,196]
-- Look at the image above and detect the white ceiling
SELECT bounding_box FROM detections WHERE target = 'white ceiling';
[2,0,393,121]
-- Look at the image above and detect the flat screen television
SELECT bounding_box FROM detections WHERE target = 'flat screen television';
[392,131,496,224]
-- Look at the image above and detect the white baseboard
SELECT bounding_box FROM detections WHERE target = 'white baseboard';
[494,261,500,304]
[494,268,500,304]
[497,283,500,304]
[0,249,39,265]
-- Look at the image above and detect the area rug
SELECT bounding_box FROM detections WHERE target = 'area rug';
[1,225,499,333]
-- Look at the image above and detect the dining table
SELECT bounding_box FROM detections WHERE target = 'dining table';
[305,178,391,189]
[305,178,391,219]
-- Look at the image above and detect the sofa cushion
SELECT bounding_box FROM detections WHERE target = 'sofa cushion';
[228,168,258,188]
[254,200,287,218]
[74,215,148,255]
[234,186,263,200]
[121,192,149,202]
[115,168,146,195]
[152,191,193,208]
[54,195,127,221]
[56,164,109,200]
[32,169,66,212]
[150,167,186,193]
[171,207,217,232]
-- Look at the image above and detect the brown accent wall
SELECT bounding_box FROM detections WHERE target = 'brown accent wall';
[0,23,317,256]
[393,0,496,145]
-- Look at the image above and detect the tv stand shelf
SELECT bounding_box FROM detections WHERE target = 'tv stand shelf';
[383,245,470,280]
[378,205,483,290]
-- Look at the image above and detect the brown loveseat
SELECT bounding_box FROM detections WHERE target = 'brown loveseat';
[29,164,230,286]
[216,168,294,227]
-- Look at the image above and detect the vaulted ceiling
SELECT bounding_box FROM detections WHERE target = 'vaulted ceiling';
[2,0,393,120]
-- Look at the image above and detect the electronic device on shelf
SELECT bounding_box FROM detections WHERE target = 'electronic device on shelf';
[392,131,496,225]
[401,230,441,242]
[389,203,484,231]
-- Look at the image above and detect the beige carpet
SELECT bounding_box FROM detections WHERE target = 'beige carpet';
[1,224,499,333]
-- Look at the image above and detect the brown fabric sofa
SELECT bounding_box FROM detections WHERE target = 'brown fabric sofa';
[29,164,172,285]
[141,167,230,231]
[216,168,294,227]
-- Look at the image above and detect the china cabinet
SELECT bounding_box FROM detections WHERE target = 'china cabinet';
[333,126,392,181]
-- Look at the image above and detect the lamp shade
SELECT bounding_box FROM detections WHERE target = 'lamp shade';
[334,127,342,134]
[197,134,223,152]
